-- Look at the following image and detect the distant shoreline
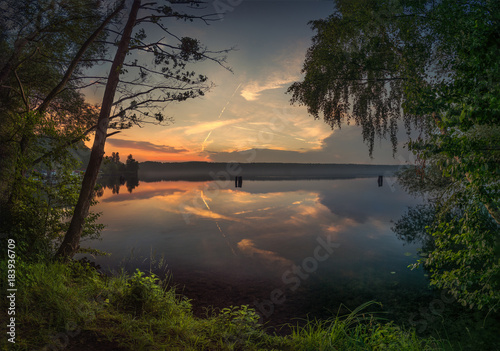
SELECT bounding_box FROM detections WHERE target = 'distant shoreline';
[138,161,405,181]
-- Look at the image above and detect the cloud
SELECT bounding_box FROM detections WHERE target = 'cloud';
[240,47,304,101]
[106,138,187,154]
[241,77,296,101]
[183,118,245,136]
[207,123,413,164]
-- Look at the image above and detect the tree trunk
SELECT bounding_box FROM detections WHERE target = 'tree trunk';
[56,0,142,260]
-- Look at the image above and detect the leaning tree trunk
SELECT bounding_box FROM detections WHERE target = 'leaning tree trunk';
[56,0,142,259]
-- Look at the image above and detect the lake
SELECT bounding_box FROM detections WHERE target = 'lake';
[81,174,446,331]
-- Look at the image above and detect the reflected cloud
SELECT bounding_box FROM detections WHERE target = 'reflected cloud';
[182,206,238,222]
[233,206,275,215]
[88,177,425,302]
[237,239,292,267]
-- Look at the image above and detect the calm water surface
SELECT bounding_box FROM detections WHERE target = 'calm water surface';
[83,177,433,327]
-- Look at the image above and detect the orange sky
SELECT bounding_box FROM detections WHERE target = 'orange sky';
[83,1,413,165]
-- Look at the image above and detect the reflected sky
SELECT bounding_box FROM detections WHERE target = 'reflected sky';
[83,178,429,323]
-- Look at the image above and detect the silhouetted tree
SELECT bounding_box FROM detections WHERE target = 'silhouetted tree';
[56,0,230,259]
[126,154,139,174]
[0,0,123,258]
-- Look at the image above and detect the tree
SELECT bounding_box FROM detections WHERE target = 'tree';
[126,154,139,174]
[290,0,499,310]
[56,0,230,259]
[112,152,120,164]
[0,112,103,261]
[395,161,500,311]
[287,0,436,156]
[0,1,123,253]
[0,0,126,197]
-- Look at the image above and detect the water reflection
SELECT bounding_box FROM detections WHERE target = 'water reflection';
[83,178,429,322]
[89,179,425,276]
[96,175,139,196]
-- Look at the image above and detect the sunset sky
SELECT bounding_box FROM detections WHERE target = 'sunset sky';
[85,0,414,165]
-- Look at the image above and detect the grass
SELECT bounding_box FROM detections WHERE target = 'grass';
[0,260,450,351]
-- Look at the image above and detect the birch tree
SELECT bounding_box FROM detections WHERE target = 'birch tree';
[289,0,500,310]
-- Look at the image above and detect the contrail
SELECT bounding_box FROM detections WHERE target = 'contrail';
[201,82,242,152]
[200,190,237,256]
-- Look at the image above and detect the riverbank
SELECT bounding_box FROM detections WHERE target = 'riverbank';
[1,260,447,351]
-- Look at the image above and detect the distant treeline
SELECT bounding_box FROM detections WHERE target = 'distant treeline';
[101,152,139,176]
[138,161,401,181]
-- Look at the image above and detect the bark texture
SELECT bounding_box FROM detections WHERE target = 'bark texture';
[56,0,142,259]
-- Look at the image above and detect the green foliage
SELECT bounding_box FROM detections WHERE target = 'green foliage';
[121,269,164,316]
[287,0,436,155]
[397,160,500,311]
[426,201,499,310]
[1,262,448,351]
[0,260,104,348]
[101,152,126,174]
[0,1,110,261]
[213,305,263,348]
[402,0,500,311]
[293,0,500,312]
[0,111,103,261]
[126,154,140,174]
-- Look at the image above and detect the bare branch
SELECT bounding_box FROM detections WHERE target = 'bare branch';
[106,131,121,138]
[13,70,29,111]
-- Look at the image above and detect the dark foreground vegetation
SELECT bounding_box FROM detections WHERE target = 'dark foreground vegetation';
[1,260,449,351]
[0,0,498,349]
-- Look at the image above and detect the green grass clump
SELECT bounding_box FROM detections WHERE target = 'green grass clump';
[289,302,443,351]
[0,260,449,351]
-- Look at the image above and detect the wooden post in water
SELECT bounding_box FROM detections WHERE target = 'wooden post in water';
[378,175,383,187]
[238,176,243,188]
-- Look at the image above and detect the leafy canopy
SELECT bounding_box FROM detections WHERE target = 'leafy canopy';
[290,0,500,310]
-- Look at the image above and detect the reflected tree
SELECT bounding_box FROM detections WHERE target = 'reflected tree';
[97,174,139,195]
[292,0,500,310]
[396,162,499,310]
[56,0,231,259]
[392,204,437,247]
[126,176,139,193]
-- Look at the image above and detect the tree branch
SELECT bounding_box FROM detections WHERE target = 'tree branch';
[37,1,126,113]
[13,70,29,111]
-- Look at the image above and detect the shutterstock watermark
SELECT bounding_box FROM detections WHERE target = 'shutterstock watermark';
[253,234,340,322]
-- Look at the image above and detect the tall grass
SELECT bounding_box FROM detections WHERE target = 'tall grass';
[289,302,444,350]
[0,260,450,351]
